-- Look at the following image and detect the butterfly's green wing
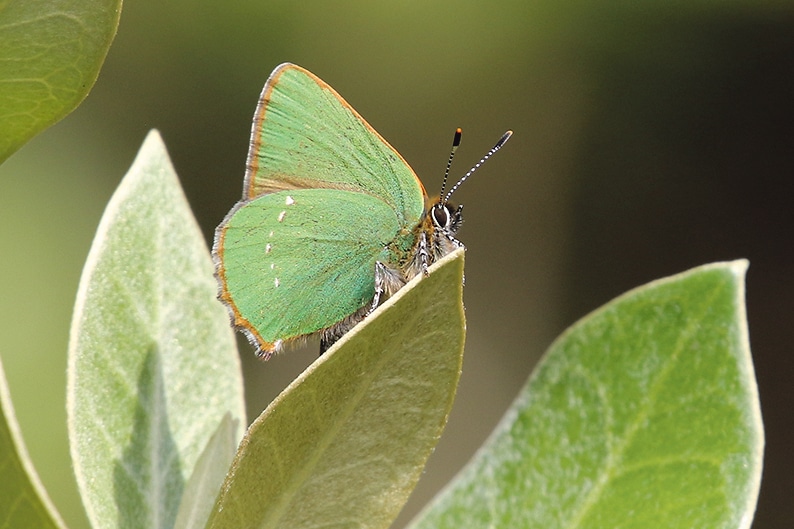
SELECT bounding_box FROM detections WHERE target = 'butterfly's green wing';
[215,188,413,354]
[244,63,426,227]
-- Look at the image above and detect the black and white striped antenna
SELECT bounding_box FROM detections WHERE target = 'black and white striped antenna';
[439,128,463,199]
[442,129,512,205]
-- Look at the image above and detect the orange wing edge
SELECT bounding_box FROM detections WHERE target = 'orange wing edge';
[242,62,427,200]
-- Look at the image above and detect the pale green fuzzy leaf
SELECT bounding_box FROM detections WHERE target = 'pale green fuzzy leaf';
[174,413,239,529]
[0,355,68,529]
[410,261,763,529]
[0,0,121,163]
[67,130,246,529]
[206,249,466,529]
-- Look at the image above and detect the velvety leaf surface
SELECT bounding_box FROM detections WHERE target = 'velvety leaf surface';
[409,261,763,529]
[67,130,246,529]
[0,0,121,163]
[0,355,67,529]
[206,249,466,529]
[174,413,239,529]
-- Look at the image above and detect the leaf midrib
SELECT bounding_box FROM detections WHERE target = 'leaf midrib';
[566,279,727,528]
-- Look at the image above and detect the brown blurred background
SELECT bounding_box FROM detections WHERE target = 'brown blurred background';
[0,1,791,527]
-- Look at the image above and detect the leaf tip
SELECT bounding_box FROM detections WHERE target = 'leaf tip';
[136,129,169,165]
[725,258,749,280]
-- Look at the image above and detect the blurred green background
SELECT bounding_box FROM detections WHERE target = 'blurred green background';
[1,1,792,527]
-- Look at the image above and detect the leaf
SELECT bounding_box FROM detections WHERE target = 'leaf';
[0,355,68,529]
[0,0,121,163]
[409,261,763,529]
[205,249,467,529]
[67,130,246,529]
[174,413,239,529]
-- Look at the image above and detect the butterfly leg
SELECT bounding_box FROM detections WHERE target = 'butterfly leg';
[369,260,407,315]
[369,261,388,315]
[417,232,430,276]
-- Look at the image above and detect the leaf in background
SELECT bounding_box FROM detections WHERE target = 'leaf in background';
[174,413,239,529]
[0,355,68,529]
[409,261,763,529]
[67,130,246,529]
[0,0,121,163]
[205,249,466,529]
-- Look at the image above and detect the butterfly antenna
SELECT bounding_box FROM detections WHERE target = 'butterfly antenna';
[439,128,463,199]
[443,130,513,204]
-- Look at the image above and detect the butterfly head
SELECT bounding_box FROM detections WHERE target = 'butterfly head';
[430,199,463,238]
[430,128,512,238]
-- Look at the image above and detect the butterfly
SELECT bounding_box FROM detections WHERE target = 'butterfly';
[212,63,511,359]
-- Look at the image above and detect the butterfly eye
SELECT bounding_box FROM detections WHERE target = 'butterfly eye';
[431,203,451,228]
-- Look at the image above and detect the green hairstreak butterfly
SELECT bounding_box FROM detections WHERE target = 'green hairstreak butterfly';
[212,63,511,359]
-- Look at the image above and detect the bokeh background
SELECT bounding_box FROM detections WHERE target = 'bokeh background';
[1,1,792,527]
